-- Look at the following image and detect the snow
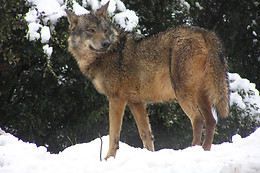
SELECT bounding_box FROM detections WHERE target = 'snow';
[86,0,100,11]
[103,0,117,14]
[26,0,66,25]
[179,0,190,10]
[26,22,41,41]
[114,10,139,31]
[229,73,260,118]
[40,26,51,44]
[43,45,53,58]
[195,2,204,10]
[72,1,90,15]
[0,128,260,173]
[114,0,127,12]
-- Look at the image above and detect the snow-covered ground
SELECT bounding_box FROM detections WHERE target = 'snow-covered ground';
[0,128,260,173]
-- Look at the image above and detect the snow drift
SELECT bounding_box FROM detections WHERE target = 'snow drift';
[0,128,260,173]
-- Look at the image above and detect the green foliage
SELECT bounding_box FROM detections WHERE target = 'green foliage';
[0,0,260,154]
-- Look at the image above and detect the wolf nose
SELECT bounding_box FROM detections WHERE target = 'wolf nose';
[101,40,111,49]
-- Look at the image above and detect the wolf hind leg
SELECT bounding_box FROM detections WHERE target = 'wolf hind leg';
[128,102,154,151]
[176,92,204,147]
[105,99,127,160]
[191,114,204,146]
[197,91,216,150]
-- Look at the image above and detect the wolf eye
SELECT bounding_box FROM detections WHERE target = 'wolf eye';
[87,29,95,33]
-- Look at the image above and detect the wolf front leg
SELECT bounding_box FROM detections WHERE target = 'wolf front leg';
[128,102,154,152]
[104,98,127,160]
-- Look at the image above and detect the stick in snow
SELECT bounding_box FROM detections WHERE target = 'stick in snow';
[99,133,103,161]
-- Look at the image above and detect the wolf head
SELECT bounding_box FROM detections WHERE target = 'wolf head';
[66,2,118,58]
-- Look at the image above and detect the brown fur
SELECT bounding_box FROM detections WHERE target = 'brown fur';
[65,2,229,160]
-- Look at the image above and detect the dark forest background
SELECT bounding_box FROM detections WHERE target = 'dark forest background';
[0,0,260,153]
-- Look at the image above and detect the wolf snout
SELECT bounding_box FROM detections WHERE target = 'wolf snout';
[101,40,111,49]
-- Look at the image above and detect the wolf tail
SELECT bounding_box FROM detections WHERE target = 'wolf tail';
[204,31,230,119]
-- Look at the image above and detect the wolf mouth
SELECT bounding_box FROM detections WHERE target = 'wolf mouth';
[89,45,108,53]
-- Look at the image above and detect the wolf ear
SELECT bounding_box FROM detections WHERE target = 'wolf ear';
[96,1,110,17]
[65,9,78,31]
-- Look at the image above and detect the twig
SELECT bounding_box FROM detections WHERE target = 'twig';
[99,133,103,161]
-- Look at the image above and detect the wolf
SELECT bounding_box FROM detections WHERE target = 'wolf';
[65,2,229,160]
